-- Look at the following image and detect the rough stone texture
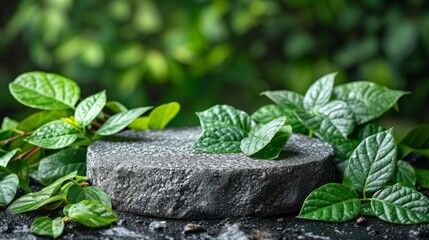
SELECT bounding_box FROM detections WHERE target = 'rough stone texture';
[87,127,335,219]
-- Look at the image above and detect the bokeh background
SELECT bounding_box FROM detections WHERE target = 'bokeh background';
[1,0,428,136]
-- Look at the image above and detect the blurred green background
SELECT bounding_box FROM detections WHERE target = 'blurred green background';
[1,0,428,135]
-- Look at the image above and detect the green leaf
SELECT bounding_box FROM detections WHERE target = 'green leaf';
[298,183,361,223]
[96,107,152,136]
[251,104,307,134]
[31,216,64,239]
[303,72,336,110]
[260,90,304,110]
[415,168,429,188]
[0,173,19,206]
[1,117,18,130]
[334,81,407,124]
[240,117,292,159]
[38,148,87,185]
[105,101,128,113]
[75,90,106,127]
[327,137,360,174]
[16,110,70,132]
[394,160,416,187]
[371,185,429,224]
[66,200,118,227]
[128,117,149,130]
[148,101,180,129]
[193,126,247,153]
[355,122,385,140]
[361,202,376,217]
[400,125,429,150]
[345,130,397,194]
[9,71,80,110]
[26,120,79,149]
[67,185,112,209]
[196,105,253,133]
[295,100,355,139]
[0,148,20,167]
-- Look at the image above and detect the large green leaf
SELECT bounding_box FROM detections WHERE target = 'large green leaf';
[26,120,79,149]
[96,107,152,136]
[251,104,307,134]
[0,148,20,167]
[0,173,19,206]
[298,183,361,223]
[333,81,407,124]
[240,117,292,159]
[196,105,253,133]
[394,160,416,187]
[193,126,247,153]
[75,90,106,127]
[295,100,355,139]
[346,130,397,194]
[16,110,70,132]
[260,90,304,110]
[31,216,64,239]
[415,168,429,188]
[371,185,429,224]
[148,101,180,129]
[1,117,18,130]
[9,72,80,110]
[66,200,118,227]
[38,148,87,185]
[303,72,336,110]
[66,185,112,209]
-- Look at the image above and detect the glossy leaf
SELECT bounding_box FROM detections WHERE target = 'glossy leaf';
[346,130,397,194]
[0,148,20,167]
[1,117,18,130]
[295,100,355,139]
[303,72,336,110]
[26,120,79,149]
[105,101,128,113]
[251,104,307,134]
[371,185,429,224]
[38,148,87,185]
[66,184,85,204]
[9,72,80,110]
[66,200,118,227]
[148,101,180,129]
[31,216,64,239]
[75,90,106,127]
[298,183,361,223]
[196,105,253,133]
[261,90,304,110]
[415,168,429,188]
[0,173,19,206]
[193,126,247,153]
[334,81,407,124]
[96,107,152,136]
[16,110,70,132]
[394,160,416,187]
[67,185,112,209]
[240,117,292,159]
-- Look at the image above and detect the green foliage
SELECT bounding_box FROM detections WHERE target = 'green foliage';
[0,173,19,206]
[193,105,292,159]
[65,200,118,227]
[31,217,64,239]
[96,107,152,136]
[128,102,180,130]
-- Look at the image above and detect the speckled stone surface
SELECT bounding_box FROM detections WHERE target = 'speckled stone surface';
[87,127,335,219]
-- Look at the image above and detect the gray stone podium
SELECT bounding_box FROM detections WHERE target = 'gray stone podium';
[87,127,335,219]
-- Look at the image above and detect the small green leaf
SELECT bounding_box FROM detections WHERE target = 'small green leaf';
[66,185,85,204]
[66,200,118,227]
[334,81,407,124]
[0,149,20,167]
[16,110,70,132]
[394,160,416,187]
[83,186,112,209]
[75,90,106,127]
[346,130,397,194]
[196,105,253,133]
[193,126,247,153]
[400,125,429,150]
[298,183,361,223]
[31,216,64,239]
[371,185,429,224]
[295,100,355,139]
[415,168,429,188]
[128,117,149,130]
[96,107,152,136]
[251,104,307,134]
[148,101,180,129]
[9,72,80,110]
[261,90,304,110]
[361,202,376,217]
[105,101,128,113]
[1,117,19,130]
[240,117,292,159]
[303,72,336,110]
[0,173,19,206]
[38,148,87,185]
[26,120,79,149]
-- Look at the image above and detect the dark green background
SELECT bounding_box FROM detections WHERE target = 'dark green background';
[1,0,428,136]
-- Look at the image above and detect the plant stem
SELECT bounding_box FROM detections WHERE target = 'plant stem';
[12,146,41,161]
[81,128,94,143]
[0,132,31,145]
[309,130,313,138]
